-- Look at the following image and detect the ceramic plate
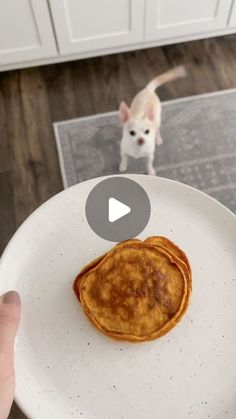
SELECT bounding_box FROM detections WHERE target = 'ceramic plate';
[0,175,236,419]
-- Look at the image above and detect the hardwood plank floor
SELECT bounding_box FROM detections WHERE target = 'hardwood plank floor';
[0,34,235,418]
[0,171,16,252]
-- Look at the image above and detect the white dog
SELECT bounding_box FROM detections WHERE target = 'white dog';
[119,66,186,175]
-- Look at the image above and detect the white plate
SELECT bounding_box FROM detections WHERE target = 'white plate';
[0,175,236,419]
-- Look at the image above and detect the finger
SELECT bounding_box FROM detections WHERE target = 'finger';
[0,291,21,419]
[0,291,21,360]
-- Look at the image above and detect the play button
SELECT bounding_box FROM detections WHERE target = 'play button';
[108,198,131,222]
[85,176,151,242]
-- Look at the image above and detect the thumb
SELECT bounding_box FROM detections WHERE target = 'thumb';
[0,291,21,419]
[0,291,21,358]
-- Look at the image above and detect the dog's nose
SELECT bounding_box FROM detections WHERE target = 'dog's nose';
[137,138,145,146]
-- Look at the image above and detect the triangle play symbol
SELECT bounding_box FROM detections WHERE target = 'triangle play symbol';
[108,197,131,223]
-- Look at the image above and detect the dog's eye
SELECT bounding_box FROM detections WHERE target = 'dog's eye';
[129,130,136,136]
[145,129,150,134]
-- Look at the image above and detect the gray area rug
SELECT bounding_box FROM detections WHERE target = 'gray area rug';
[54,89,236,213]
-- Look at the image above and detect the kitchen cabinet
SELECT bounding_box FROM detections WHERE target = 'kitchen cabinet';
[1,0,236,71]
[49,0,144,55]
[0,0,57,66]
[145,0,233,41]
[229,0,236,26]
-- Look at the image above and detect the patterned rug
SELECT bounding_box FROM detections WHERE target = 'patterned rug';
[54,89,236,213]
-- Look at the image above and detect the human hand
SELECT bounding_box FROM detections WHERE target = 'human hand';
[0,291,21,419]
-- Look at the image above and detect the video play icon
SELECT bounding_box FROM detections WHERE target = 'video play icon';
[85,177,151,242]
[108,198,131,222]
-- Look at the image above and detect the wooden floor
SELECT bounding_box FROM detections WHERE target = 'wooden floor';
[0,34,236,418]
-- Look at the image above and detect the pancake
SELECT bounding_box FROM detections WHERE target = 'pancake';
[73,237,191,342]
[144,236,192,319]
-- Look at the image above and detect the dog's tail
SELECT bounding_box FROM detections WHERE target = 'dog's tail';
[146,65,186,92]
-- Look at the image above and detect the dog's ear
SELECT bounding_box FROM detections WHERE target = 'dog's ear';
[119,101,130,124]
[146,105,155,121]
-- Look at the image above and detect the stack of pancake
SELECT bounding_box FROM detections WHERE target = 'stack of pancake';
[73,237,191,342]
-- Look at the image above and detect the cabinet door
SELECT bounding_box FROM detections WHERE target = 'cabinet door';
[145,0,232,41]
[229,0,236,27]
[49,0,144,55]
[0,0,57,66]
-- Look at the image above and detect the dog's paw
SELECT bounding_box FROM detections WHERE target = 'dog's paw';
[119,162,127,172]
[156,135,163,146]
[148,167,156,176]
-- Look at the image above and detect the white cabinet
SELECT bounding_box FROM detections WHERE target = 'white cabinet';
[49,0,144,55]
[1,0,236,71]
[229,0,236,27]
[0,0,57,66]
[145,0,233,41]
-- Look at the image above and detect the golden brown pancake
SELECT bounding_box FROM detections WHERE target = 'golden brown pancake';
[73,237,191,342]
[143,236,192,319]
